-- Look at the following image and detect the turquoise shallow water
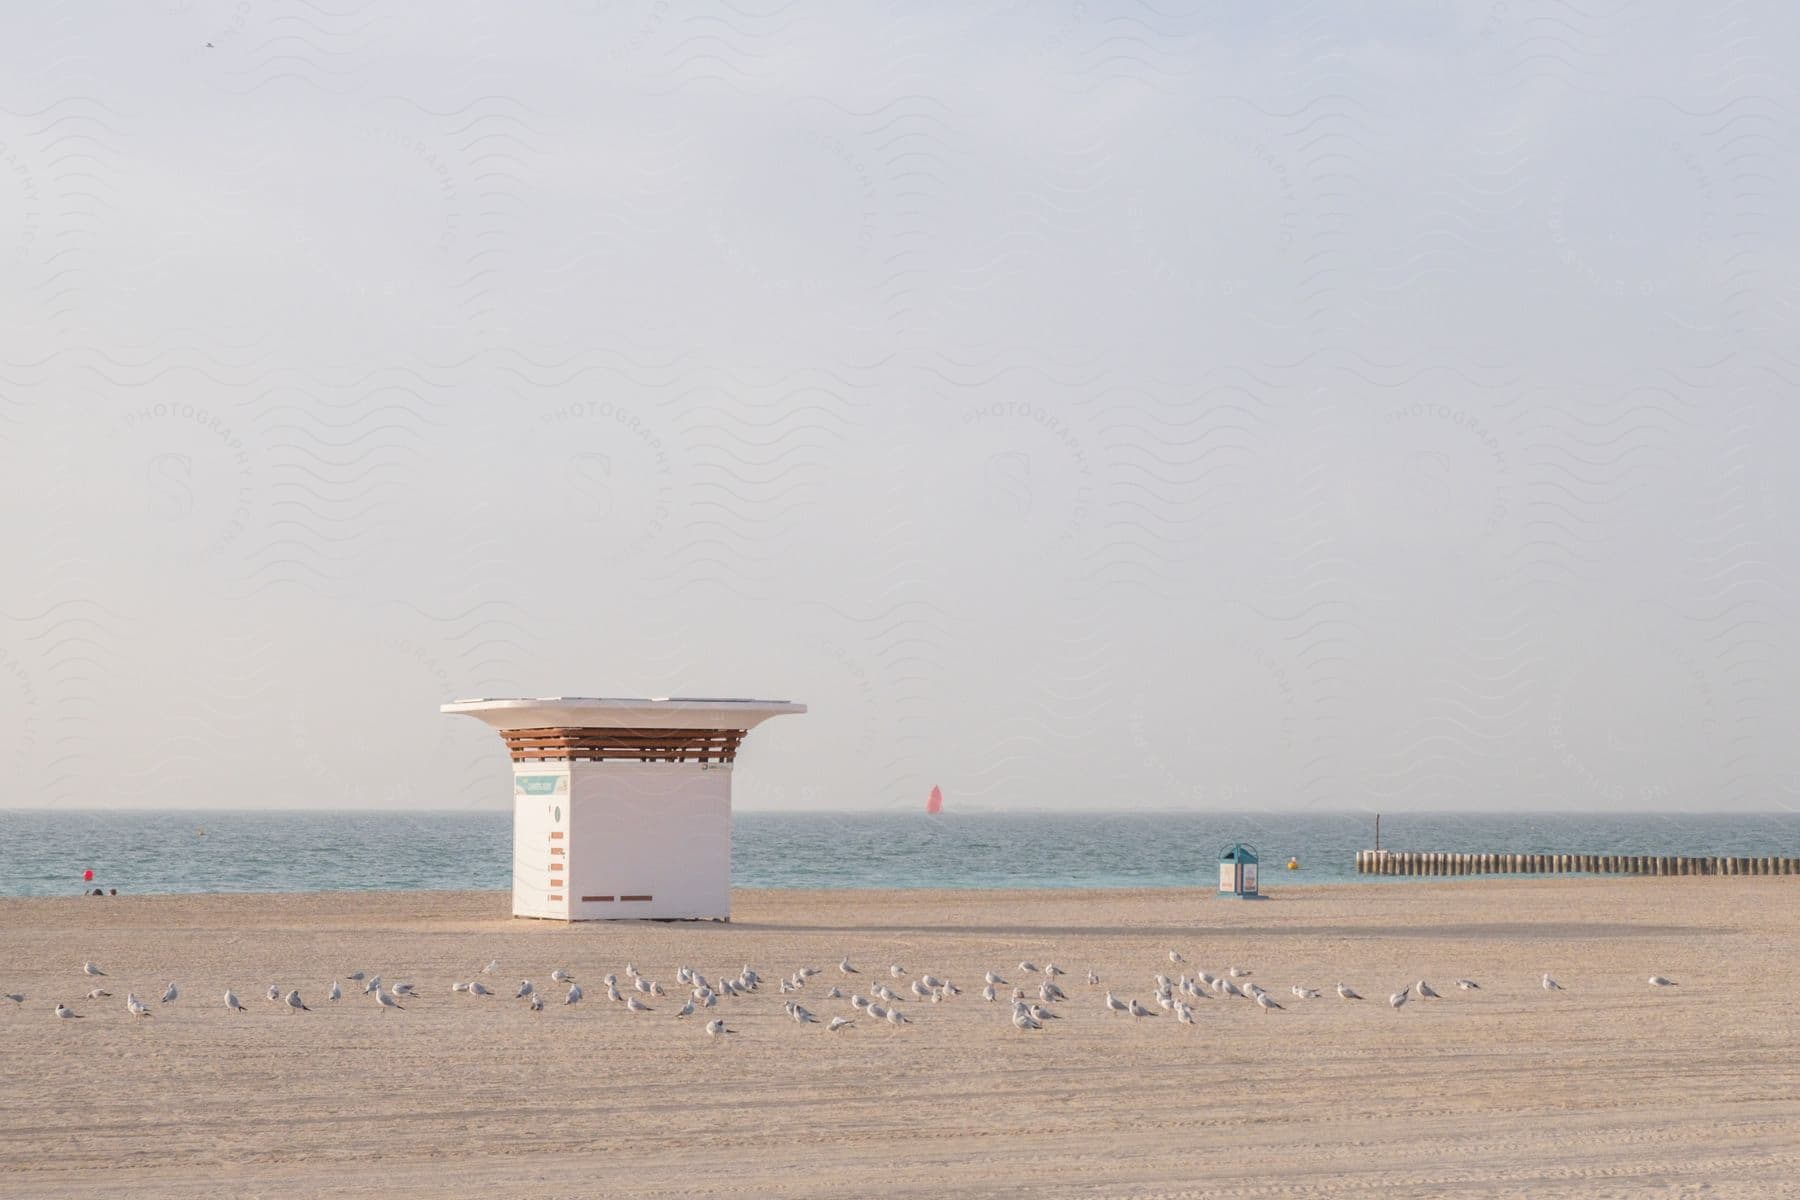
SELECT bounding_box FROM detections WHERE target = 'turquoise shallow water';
[1,810,1797,897]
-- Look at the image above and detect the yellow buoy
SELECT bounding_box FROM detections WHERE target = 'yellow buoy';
[1287,857,1299,870]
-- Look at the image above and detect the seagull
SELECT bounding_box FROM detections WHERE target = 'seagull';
[86,988,111,1000]
[867,1003,888,1021]
[516,980,535,999]
[606,982,624,1004]
[1045,964,1066,977]
[885,1006,909,1025]
[1337,983,1363,1000]
[985,971,1008,986]
[393,983,417,997]
[225,990,244,1013]
[5,992,24,1004]
[551,969,574,984]
[1127,999,1158,1021]
[159,982,178,1004]
[363,976,382,995]
[328,981,342,1002]
[1389,987,1410,1010]
[83,962,106,977]
[565,984,582,1005]
[705,1018,730,1037]
[626,996,653,1013]
[452,982,470,993]
[890,965,906,978]
[1542,973,1564,991]
[1649,976,1678,987]
[1012,1007,1042,1031]
[483,960,500,974]
[347,972,366,982]
[1018,961,1039,974]
[1221,979,1245,999]
[285,989,310,1013]
[529,992,544,1012]
[1086,970,1099,985]
[676,1000,696,1019]
[126,993,153,1017]
[55,1003,83,1019]
[838,957,858,974]
[1228,967,1251,978]
[1169,951,1185,964]
[1455,979,1481,990]
[267,984,282,1003]
[850,993,870,1011]
[1176,1002,1196,1025]
[910,979,931,999]
[1104,992,1129,1017]
[828,1016,853,1031]
[1030,1003,1059,1021]
[469,982,493,997]
[1417,981,1440,999]
[635,977,653,995]
[375,988,404,1012]
[792,1004,819,1024]
[1292,986,1320,1000]
[1040,980,1066,1002]
[824,985,843,1000]
[982,984,998,1002]
[1255,992,1283,1013]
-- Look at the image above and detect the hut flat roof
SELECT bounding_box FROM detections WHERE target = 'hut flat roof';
[441,696,806,732]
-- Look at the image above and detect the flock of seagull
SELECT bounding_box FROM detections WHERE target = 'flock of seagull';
[7,953,1683,1034]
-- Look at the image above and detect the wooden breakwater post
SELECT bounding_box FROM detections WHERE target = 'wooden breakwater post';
[1356,851,1800,877]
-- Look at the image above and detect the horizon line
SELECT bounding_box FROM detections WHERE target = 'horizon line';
[2,806,1795,817]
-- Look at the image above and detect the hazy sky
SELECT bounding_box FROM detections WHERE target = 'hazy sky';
[2,1,1796,812]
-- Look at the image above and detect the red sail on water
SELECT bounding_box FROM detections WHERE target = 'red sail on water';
[926,785,943,814]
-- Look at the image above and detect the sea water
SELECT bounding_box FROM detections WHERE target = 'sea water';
[1,810,1796,897]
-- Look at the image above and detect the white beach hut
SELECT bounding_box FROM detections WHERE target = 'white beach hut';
[442,696,805,921]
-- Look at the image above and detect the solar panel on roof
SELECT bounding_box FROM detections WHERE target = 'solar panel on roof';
[667,697,790,703]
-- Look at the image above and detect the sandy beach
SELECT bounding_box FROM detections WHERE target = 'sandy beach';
[3,879,1797,1199]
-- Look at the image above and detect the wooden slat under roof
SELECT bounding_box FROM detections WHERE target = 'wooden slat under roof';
[501,727,747,764]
